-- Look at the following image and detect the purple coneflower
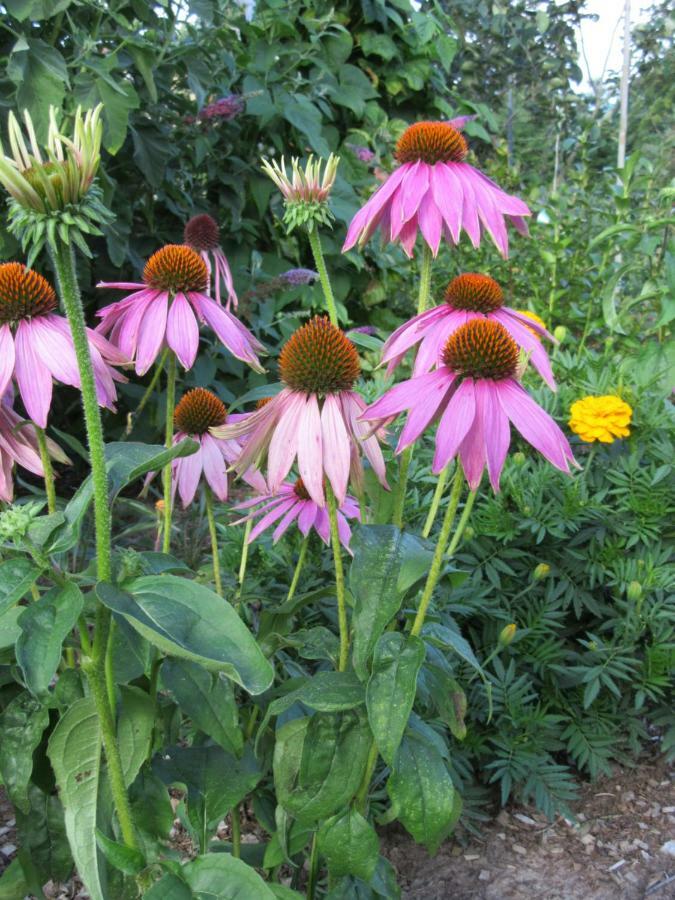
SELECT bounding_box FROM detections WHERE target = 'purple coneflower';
[0,262,126,427]
[184,214,238,309]
[0,393,68,502]
[343,118,531,259]
[362,319,576,491]
[96,244,264,375]
[169,388,266,508]
[234,477,360,550]
[213,317,388,507]
[382,273,556,390]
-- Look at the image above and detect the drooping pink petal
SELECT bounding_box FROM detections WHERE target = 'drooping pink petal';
[272,501,302,542]
[336,510,354,553]
[190,294,264,372]
[135,294,168,375]
[363,370,446,422]
[166,292,200,370]
[343,392,389,490]
[314,507,330,544]
[297,393,324,506]
[267,391,307,492]
[477,379,510,491]
[297,499,318,536]
[433,377,476,473]
[493,309,556,391]
[342,165,409,252]
[454,163,481,248]
[509,308,555,342]
[467,166,509,256]
[200,434,228,501]
[496,379,574,474]
[248,497,296,543]
[431,164,463,243]
[96,281,147,290]
[417,189,443,257]
[412,309,469,376]
[14,322,53,427]
[458,382,486,489]
[398,216,419,258]
[176,443,203,507]
[0,325,15,400]
[320,393,351,504]
[28,317,80,386]
[396,369,455,452]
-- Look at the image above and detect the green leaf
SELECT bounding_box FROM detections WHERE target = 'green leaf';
[7,39,69,140]
[317,809,379,881]
[97,576,273,694]
[182,853,277,897]
[0,606,23,649]
[280,94,331,157]
[95,829,146,875]
[0,859,28,900]
[131,123,173,188]
[16,583,83,696]
[0,691,49,812]
[98,78,140,154]
[360,32,397,60]
[143,872,192,900]
[387,734,460,854]
[366,633,425,765]
[274,710,372,823]
[256,670,365,752]
[128,44,158,103]
[153,745,262,853]
[0,557,41,614]
[350,526,432,679]
[162,659,242,757]
[47,696,104,900]
[15,782,71,891]
[117,685,155,787]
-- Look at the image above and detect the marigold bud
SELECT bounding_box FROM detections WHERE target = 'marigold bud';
[463,525,475,541]
[498,623,517,646]
[533,563,550,580]
[626,581,643,602]
[553,325,567,342]
[512,451,526,465]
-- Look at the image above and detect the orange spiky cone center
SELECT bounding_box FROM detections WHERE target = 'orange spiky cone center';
[279,316,360,394]
[395,122,468,165]
[174,387,227,434]
[0,262,57,323]
[445,273,504,313]
[442,319,518,381]
[144,244,208,293]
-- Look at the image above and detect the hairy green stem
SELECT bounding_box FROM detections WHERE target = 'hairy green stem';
[204,487,222,595]
[34,426,56,514]
[444,486,477,560]
[417,242,434,314]
[286,534,309,605]
[327,485,349,671]
[230,808,241,859]
[410,469,468,638]
[355,740,379,814]
[49,241,137,848]
[306,833,320,900]
[307,226,339,326]
[238,519,252,591]
[162,352,177,554]
[422,464,452,539]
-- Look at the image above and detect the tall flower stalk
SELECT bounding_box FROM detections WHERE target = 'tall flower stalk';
[162,352,177,553]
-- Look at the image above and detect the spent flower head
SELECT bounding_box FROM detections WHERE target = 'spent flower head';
[0,105,111,264]
[261,154,340,232]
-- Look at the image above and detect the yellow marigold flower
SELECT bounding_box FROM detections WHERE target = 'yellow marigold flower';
[515,309,547,335]
[569,395,632,443]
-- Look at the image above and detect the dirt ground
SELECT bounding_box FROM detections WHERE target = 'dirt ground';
[1,756,674,899]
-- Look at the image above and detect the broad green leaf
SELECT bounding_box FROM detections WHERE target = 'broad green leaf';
[97,575,273,694]
[350,526,432,679]
[95,829,146,875]
[262,819,313,868]
[47,697,104,900]
[0,859,28,900]
[317,809,379,881]
[143,872,192,900]
[0,557,41,614]
[129,770,174,843]
[274,710,372,823]
[182,853,277,898]
[387,734,460,854]
[0,606,23,649]
[153,744,262,853]
[0,691,49,812]
[256,670,365,752]
[7,39,69,139]
[269,886,304,899]
[110,616,152,684]
[117,685,155,787]
[366,633,425,765]
[98,78,140,154]
[162,658,242,757]
[54,440,198,553]
[280,94,330,157]
[16,583,83,696]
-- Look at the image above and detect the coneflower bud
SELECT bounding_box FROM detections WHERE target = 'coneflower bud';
[498,623,517,646]
[533,563,550,580]
[260,154,340,233]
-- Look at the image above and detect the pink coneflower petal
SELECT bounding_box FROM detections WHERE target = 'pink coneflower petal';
[314,507,330,544]
[96,281,146,291]
[0,325,15,399]
[320,393,351,504]
[272,501,303,542]
[412,310,470,376]
[433,377,476,473]
[267,392,306,492]
[297,394,324,505]
[431,165,462,243]
[175,443,203,508]
[14,321,52,427]
[342,165,409,252]
[417,190,443,257]
[496,379,573,473]
[166,292,200,370]
[493,310,556,391]
[27,317,81,386]
[135,292,168,375]
[458,384,486,489]
[200,433,228,501]
[190,294,264,372]
[248,496,296,543]
[478,379,511,491]
[396,369,453,451]
[297,500,318,535]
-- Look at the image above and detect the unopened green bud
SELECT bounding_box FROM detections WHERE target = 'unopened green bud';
[533,563,551,580]
[512,451,526,466]
[499,623,517,646]
[463,525,475,541]
[0,504,37,542]
[626,581,642,602]
[553,325,567,342]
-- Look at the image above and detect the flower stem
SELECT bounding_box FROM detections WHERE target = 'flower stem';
[410,468,467,638]
[354,739,379,814]
[204,486,222,595]
[162,352,176,554]
[326,484,349,671]
[238,519,252,589]
[49,242,111,581]
[286,534,309,605]
[422,463,451,539]
[306,833,320,900]
[230,808,241,858]
[34,425,56,514]
[125,348,168,437]
[392,244,435,529]
[49,241,137,850]
[307,226,339,326]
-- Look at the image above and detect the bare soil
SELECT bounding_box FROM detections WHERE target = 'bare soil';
[2,757,674,899]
